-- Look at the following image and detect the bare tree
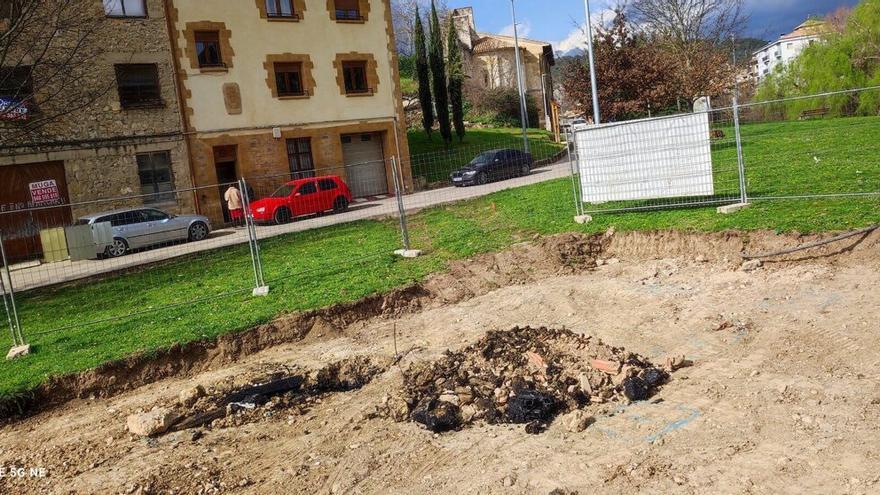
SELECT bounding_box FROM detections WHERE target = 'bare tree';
[0,0,115,147]
[391,0,447,56]
[628,0,747,49]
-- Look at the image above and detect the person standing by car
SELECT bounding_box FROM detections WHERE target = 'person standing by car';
[224,184,244,228]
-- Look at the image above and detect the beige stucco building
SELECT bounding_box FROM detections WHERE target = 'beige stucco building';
[451,7,556,132]
[167,0,411,224]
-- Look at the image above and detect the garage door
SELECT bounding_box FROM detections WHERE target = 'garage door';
[0,161,73,264]
[341,132,388,197]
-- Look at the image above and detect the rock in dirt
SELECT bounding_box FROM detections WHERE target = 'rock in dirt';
[411,398,460,432]
[507,389,557,423]
[561,409,594,433]
[178,385,205,407]
[621,376,649,401]
[396,326,671,434]
[127,408,179,437]
[741,259,763,272]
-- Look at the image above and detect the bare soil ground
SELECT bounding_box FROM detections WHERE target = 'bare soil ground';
[1,229,880,494]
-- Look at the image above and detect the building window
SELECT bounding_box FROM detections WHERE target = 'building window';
[334,0,361,20]
[115,64,161,108]
[103,0,146,18]
[275,62,305,96]
[0,66,34,120]
[195,31,223,68]
[342,61,369,94]
[137,151,174,202]
[286,138,314,179]
[266,0,296,18]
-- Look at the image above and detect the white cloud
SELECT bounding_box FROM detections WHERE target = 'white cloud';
[499,21,532,38]
[552,4,616,53]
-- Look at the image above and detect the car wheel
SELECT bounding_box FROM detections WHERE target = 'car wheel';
[476,172,488,185]
[520,163,531,177]
[188,222,209,242]
[105,238,128,258]
[274,207,292,225]
[333,196,349,213]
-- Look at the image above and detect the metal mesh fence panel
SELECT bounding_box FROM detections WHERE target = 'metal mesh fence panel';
[0,183,262,348]
[573,108,744,214]
[736,89,880,201]
[570,86,880,216]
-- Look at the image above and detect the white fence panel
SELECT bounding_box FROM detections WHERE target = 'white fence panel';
[575,112,715,203]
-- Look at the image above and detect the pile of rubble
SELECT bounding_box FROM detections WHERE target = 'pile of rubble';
[126,357,388,437]
[391,326,678,434]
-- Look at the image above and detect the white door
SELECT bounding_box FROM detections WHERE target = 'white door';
[341,133,388,197]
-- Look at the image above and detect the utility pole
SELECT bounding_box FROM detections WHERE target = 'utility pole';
[583,0,601,124]
[510,0,530,153]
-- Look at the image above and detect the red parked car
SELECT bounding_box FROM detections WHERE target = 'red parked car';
[250,176,352,224]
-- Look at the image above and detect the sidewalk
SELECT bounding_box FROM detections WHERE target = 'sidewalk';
[7,158,573,292]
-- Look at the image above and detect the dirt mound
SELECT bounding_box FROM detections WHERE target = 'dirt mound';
[392,326,672,434]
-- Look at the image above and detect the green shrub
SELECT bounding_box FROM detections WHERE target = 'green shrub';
[466,87,540,128]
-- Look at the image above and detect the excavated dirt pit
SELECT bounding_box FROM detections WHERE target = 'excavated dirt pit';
[1,229,880,494]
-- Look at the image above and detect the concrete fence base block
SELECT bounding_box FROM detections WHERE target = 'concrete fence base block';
[394,249,423,258]
[574,214,593,224]
[717,203,750,215]
[6,344,31,361]
[252,286,271,297]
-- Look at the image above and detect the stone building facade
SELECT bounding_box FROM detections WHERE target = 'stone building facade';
[0,0,193,261]
[451,7,556,132]
[167,0,411,224]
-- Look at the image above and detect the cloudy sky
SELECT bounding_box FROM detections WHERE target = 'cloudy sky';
[446,0,861,53]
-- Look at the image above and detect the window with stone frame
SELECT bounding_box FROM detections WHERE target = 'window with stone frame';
[115,64,162,109]
[274,62,305,96]
[103,0,147,18]
[265,0,296,18]
[136,151,175,203]
[342,61,369,94]
[333,0,361,20]
[195,31,224,68]
[286,138,315,179]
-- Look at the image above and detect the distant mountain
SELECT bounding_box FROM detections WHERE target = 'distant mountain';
[556,48,585,59]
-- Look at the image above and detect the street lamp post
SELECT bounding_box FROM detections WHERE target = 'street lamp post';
[510,0,530,153]
[583,0,601,124]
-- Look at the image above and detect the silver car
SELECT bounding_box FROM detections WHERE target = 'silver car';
[77,207,211,258]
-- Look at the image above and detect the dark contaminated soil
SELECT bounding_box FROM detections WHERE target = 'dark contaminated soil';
[391,326,673,434]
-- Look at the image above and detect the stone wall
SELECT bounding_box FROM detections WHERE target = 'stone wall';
[0,0,192,210]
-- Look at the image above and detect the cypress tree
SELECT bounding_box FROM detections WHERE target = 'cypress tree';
[428,0,452,144]
[447,20,466,142]
[413,7,434,137]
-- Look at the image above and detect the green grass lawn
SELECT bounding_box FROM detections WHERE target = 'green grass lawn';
[400,77,418,96]
[407,127,565,185]
[0,117,877,399]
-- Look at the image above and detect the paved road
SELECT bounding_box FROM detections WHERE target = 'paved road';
[5,158,574,292]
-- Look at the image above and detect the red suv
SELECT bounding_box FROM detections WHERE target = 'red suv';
[250,176,352,224]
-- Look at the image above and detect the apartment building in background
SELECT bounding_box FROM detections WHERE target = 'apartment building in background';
[168,0,411,224]
[751,19,830,81]
[0,0,193,261]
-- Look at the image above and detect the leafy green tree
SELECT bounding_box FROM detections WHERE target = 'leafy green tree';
[413,6,434,137]
[446,20,466,141]
[429,0,452,144]
[756,0,880,118]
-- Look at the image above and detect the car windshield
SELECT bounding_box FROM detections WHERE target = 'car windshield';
[271,185,295,198]
[469,152,494,166]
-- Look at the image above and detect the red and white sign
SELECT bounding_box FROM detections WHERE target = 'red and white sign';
[28,180,62,206]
